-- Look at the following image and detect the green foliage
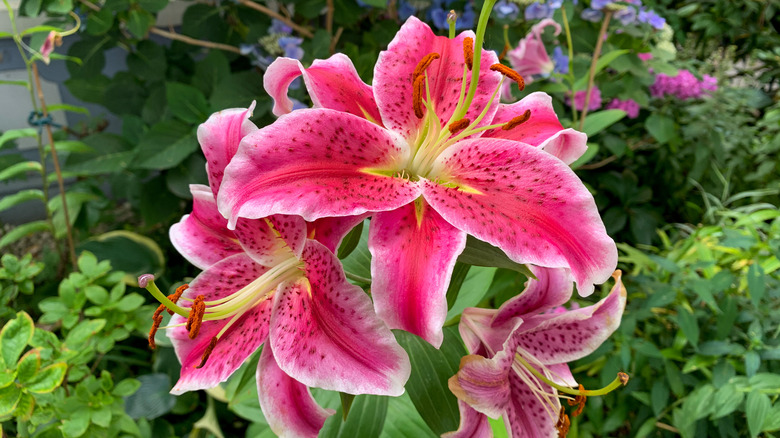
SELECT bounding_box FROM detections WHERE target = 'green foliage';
[0,255,43,321]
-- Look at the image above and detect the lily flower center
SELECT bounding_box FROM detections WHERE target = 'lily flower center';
[139,232,305,368]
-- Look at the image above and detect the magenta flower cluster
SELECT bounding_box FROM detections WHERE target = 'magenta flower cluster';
[566,87,602,111]
[606,98,640,119]
[650,69,718,100]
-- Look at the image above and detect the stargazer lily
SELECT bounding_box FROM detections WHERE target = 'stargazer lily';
[446,268,627,438]
[217,10,617,348]
[506,19,562,84]
[140,106,410,438]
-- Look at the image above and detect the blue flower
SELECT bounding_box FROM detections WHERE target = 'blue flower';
[638,8,665,30]
[398,0,416,20]
[590,0,611,9]
[278,36,304,60]
[552,46,568,74]
[614,5,637,25]
[580,7,603,21]
[430,0,475,30]
[494,0,519,20]
[270,19,292,35]
[524,2,552,20]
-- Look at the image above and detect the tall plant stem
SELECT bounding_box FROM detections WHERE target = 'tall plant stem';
[32,62,77,268]
[560,7,576,125]
[578,10,612,132]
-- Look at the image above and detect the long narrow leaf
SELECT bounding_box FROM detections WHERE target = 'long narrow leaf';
[0,190,46,213]
[0,221,52,248]
[47,104,90,115]
[0,162,43,181]
[0,129,38,149]
[573,49,630,90]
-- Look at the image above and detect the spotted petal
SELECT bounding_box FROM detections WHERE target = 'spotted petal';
[421,138,617,296]
[373,16,501,139]
[308,214,370,253]
[449,353,513,419]
[264,55,383,123]
[218,108,420,227]
[511,271,626,364]
[257,346,335,438]
[169,185,241,270]
[490,266,573,328]
[198,104,258,194]
[504,372,559,438]
[369,201,466,347]
[169,253,272,394]
[442,401,493,438]
[269,240,411,396]
[483,92,588,165]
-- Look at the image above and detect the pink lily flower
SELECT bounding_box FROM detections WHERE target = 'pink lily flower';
[506,19,562,84]
[152,105,409,437]
[446,268,626,438]
[217,16,616,348]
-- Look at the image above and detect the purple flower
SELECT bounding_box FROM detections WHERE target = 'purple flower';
[637,52,653,61]
[397,0,415,20]
[494,0,520,20]
[591,0,612,9]
[278,36,304,60]
[606,98,640,118]
[567,88,602,111]
[581,7,604,22]
[270,19,292,35]
[650,69,715,100]
[614,6,637,25]
[552,46,569,74]
[701,75,718,93]
[525,2,553,20]
[638,8,665,29]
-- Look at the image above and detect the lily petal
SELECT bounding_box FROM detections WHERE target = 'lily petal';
[449,354,513,419]
[369,201,466,347]
[170,185,242,270]
[308,214,370,253]
[232,216,301,267]
[169,254,272,394]
[218,108,420,227]
[257,345,335,438]
[264,55,383,122]
[483,92,587,165]
[491,266,573,328]
[504,372,559,438]
[422,138,617,296]
[373,16,501,138]
[270,240,411,396]
[513,271,626,364]
[442,401,493,438]
[198,104,258,194]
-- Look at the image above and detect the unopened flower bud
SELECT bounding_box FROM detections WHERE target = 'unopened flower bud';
[447,10,458,24]
[138,274,155,288]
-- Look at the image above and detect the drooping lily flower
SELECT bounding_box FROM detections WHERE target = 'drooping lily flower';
[446,268,627,437]
[218,15,616,347]
[141,106,410,437]
[506,19,562,84]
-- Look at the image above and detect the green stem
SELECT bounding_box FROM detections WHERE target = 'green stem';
[578,10,612,132]
[143,280,190,317]
[560,7,577,125]
[515,354,627,396]
[453,0,497,121]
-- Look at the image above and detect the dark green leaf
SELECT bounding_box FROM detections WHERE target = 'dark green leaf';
[66,36,112,78]
[746,390,770,438]
[747,264,766,307]
[127,40,167,82]
[337,220,364,259]
[134,121,198,170]
[676,306,699,348]
[65,75,112,103]
[86,8,115,35]
[446,267,496,320]
[709,383,743,420]
[645,113,676,145]
[581,110,627,137]
[166,82,210,124]
[126,9,155,39]
[45,0,73,14]
[458,236,534,277]
[0,189,45,213]
[193,50,230,97]
[320,395,387,438]
[124,374,177,419]
[137,0,169,12]
[445,262,470,310]
[77,230,165,285]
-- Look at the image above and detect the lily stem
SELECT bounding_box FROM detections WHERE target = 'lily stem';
[578,10,612,132]
[560,6,577,125]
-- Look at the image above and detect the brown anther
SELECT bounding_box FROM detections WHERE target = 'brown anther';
[463,37,474,70]
[498,43,510,62]
[555,407,571,438]
[489,63,525,90]
[618,372,630,386]
[412,53,440,83]
[195,337,218,369]
[567,385,587,417]
[148,313,164,349]
[501,110,532,131]
[186,295,206,339]
[447,118,471,135]
[167,283,188,315]
[412,75,426,119]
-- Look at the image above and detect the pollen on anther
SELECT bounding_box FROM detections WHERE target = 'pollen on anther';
[463,37,474,70]
[186,295,206,339]
[195,337,218,369]
[555,407,571,438]
[448,118,471,135]
[489,63,525,90]
[412,75,426,119]
[412,53,440,82]
[498,42,510,62]
[502,110,532,131]
[567,385,587,417]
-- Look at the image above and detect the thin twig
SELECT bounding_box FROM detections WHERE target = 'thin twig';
[655,422,680,434]
[578,10,612,132]
[149,27,242,53]
[32,62,77,268]
[329,27,343,55]
[326,0,334,35]
[237,0,313,38]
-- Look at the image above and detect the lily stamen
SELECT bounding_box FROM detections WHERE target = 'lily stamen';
[502,110,532,131]
[448,118,470,134]
[556,407,571,437]
[148,283,188,349]
[462,37,474,70]
[412,75,426,118]
[186,295,206,339]
[567,385,587,417]
[413,53,441,82]
[489,63,525,90]
[196,337,218,369]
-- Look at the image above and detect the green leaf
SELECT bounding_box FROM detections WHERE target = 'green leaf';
[0,128,37,149]
[573,50,630,90]
[0,189,45,213]
[45,0,73,14]
[13,391,34,421]
[709,383,743,420]
[127,41,167,83]
[0,312,34,366]
[112,378,141,397]
[91,404,112,428]
[320,395,388,438]
[115,293,145,311]
[746,390,771,438]
[16,349,41,384]
[47,104,90,115]
[0,384,22,417]
[763,404,780,432]
[193,50,230,96]
[382,393,437,438]
[64,319,106,349]
[676,306,699,348]
[337,221,364,259]
[60,406,90,437]
[445,262,470,310]
[138,0,169,12]
[85,285,109,305]
[446,266,497,320]
[124,374,176,419]
[0,79,29,87]
[210,71,267,110]
[66,36,112,78]
[26,362,66,393]
[339,392,356,420]
[581,110,626,137]
[48,140,94,155]
[645,113,676,145]
[458,236,534,277]
[0,161,43,181]
[166,82,210,124]
[0,221,54,252]
[86,7,114,35]
[340,224,372,283]
[65,75,112,103]
[395,326,463,434]
[0,369,15,388]
[77,230,165,285]
[126,9,155,39]
[18,0,43,16]
[134,121,199,170]
[748,264,766,307]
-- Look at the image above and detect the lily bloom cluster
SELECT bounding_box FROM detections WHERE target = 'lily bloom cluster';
[141,10,621,437]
